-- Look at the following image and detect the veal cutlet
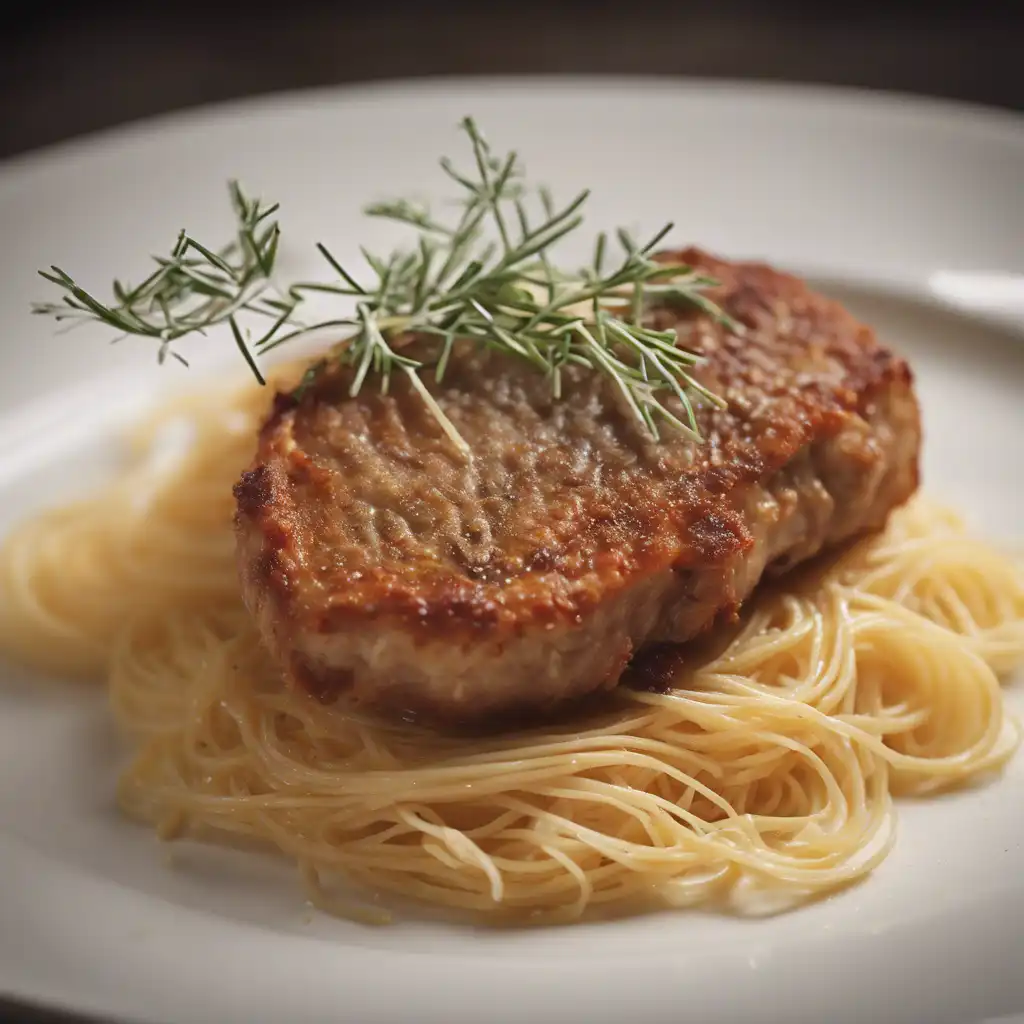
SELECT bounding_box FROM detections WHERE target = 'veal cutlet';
[233,248,921,725]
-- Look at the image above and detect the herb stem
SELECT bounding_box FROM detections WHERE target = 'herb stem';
[33,121,736,456]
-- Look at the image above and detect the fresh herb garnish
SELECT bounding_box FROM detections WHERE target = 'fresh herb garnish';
[34,182,290,386]
[33,118,735,455]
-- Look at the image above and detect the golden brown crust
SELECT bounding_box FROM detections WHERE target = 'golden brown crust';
[233,247,920,721]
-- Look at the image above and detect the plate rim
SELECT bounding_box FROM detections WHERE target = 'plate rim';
[1,74,1023,176]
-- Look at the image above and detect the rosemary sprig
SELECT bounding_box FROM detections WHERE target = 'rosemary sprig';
[32,182,294,384]
[33,118,737,454]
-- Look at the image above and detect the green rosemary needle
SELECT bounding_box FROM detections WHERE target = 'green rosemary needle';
[32,182,294,386]
[32,118,737,455]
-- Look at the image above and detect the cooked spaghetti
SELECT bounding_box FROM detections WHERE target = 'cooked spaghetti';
[1,372,1022,924]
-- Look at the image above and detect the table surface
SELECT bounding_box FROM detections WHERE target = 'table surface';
[3,0,1024,159]
[2,2,1023,1022]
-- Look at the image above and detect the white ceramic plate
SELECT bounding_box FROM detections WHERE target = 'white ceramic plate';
[1,78,1022,1024]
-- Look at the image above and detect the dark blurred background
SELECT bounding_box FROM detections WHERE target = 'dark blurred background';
[1,2,1022,1022]
[3,0,1024,159]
